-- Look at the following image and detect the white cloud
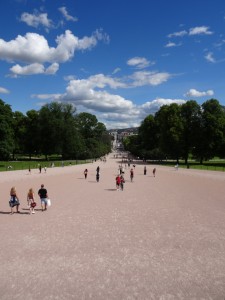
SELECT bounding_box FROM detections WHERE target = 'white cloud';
[189,26,213,36]
[33,72,182,129]
[0,30,108,74]
[127,57,154,69]
[20,11,54,30]
[112,68,121,74]
[9,62,59,76]
[204,52,216,63]
[167,30,187,38]
[129,71,172,87]
[140,98,186,116]
[0,87,10,94]
[10,63,45,75]
[184,88,214,98]
[45,63,59,75]
[165,41,182,48]
[58,7,78,22]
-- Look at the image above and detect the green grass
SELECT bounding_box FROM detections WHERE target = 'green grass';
[0,159,92,172]
[147,159,225,172]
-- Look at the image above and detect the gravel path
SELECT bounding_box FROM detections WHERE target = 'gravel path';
[0,153,225,300]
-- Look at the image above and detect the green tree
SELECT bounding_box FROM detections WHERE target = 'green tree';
[24,109,41,159]
[12,111,27,159]
[193,99,225,163]
[38,102,79,158]
[180,100,201,164]
[155,103,183,163]
[138,115,159,159]
[0,99,14,160]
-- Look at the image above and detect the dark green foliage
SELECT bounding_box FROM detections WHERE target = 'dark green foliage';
[125,99,225,164]
[0,100,111,161]
[0,99,14,160]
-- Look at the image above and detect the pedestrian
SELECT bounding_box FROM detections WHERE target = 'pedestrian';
[27,188,36,214]
[39,164,42,173]
[153,168,156,177]
[44,166,47,173]
[116,174,121,191]
[96,166,100,173]
[120,175,125,191]
[96,172,100,182]
[130,168,134,182]
[38,184,48,211]
[144,166,147,175]
[9,187,20,214]
[84,168,88,179]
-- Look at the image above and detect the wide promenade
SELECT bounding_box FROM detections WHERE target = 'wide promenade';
[0,152,225,300]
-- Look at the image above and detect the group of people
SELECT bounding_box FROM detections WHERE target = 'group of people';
[83,166,100,182]
[115,174,125,191]
[143,166,156,177]
[9,184,49,215]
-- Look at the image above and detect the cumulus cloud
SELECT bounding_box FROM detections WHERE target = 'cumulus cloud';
[127,57,154,69]
[9,62,59,76]
[58,7,78,22]
[33,72,183,129]
[0,87,10,94]
[184,88,214,98]
[20,11,54,30]
[0,30,108,74]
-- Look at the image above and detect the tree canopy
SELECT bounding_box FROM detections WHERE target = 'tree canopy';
[0,100,111,160]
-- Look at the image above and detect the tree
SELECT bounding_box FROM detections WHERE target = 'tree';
[24,110,41,159]
[138,115,159,159]
[193,99,225,163]
[155,103,184,163]
[180,100,201,164]
[0,99,14,160]
[12,111,27,159]
[38,102,77,158]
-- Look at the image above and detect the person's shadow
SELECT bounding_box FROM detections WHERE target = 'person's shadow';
[0,210,30,215]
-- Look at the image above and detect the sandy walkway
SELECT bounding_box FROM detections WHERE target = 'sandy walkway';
[0,153,225,300]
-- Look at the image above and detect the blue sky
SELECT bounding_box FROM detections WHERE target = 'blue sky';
[0,0,225,129]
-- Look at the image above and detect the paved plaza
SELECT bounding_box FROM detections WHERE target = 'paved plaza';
[0,153,225,299]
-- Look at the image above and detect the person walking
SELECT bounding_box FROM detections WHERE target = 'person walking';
[9,187,20,214]
[120,175,125,191]
[115,174,121,191]
[96,172,100,182]
[38,184,48,211]
[84,168,88,179]
[27,188,36,214]
[153,168,156,177]
[130,168,134,182]
[144,166,147,175]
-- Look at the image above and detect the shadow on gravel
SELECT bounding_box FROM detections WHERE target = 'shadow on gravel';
[0,211,30,215]
[105,188,117,191]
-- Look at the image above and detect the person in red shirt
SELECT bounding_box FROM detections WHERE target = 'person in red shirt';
[116,175,121,191]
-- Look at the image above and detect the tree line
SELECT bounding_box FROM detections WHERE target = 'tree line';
[123,99,225,164]
[0,99,111,160]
